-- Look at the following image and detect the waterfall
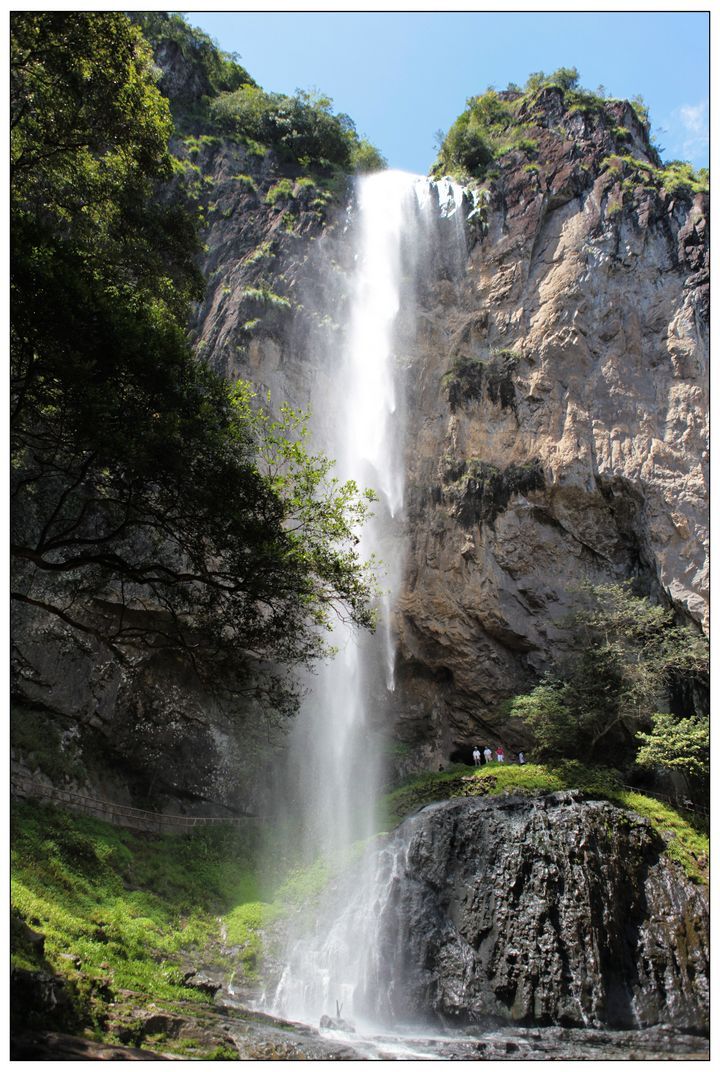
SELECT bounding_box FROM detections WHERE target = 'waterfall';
[266,171,468,1029]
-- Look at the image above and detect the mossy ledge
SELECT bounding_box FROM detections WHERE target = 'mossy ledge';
[382,762,708,884]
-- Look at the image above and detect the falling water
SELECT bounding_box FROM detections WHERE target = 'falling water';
[266,171,468,1029]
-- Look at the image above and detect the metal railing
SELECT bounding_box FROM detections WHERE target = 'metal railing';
[10,773,254,834]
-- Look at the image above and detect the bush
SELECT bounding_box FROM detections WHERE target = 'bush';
[211,86,355,171]
[264,178,295,206]
[350,138,387,173]
[635,712,709,781]
[509,584,708,765]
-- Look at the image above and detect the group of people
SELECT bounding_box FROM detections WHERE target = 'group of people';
[472,746,525,766]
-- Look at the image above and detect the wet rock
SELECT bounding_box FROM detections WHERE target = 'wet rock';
[348,794,708,1033]
[182,969,223,998]
[320,1013,356,1033]
[10,1030,176,1061]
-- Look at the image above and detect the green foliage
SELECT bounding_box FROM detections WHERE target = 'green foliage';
[510,584,708,764]
[381,762,707,883]
[525,67,580,93]
[658,160,709,197]
[224,901,279,980]
[636,712,709,780]
[611,790,707,882]
[507,683,576,760]
[130,12,255,108]
[350,138,387,173]
[244,240,274,266]
[10,801,276,1039]
[432,90,515,179]
[630,94,649,126]
[210,85,380,175]
[11,12,378,715]
[232,173,258,192]
[242,286,292,308]
[264,178,295,206]
[434,71,602,178]
[600,153,708,202]
[433,67,701,189]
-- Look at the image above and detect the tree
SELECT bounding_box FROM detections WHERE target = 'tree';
[11,12,377,713]
[635,713,709,783]
[506,682,575,760]
[510,584,708,761]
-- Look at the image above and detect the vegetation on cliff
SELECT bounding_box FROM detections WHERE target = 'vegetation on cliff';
[133,11,385,175]
[506,585,708,779]
[10,11,378,713]
[433,66,707,200]
[383,762,708,883]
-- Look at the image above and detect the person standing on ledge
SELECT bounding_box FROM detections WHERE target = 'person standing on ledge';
[472,746,481,766]
[483,746,492,764]
[497,746,505,763]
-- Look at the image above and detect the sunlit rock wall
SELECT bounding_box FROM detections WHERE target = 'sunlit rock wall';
[390,96,708,765]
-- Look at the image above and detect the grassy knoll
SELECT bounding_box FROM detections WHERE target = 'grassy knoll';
[382,761,708,883]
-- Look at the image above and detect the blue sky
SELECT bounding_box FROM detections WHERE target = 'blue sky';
[186,10,709,175]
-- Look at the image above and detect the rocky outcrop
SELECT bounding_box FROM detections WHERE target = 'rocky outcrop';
[391,98,708,762]
[354,793,709,1032]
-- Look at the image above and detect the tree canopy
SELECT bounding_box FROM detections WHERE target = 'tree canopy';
[635,712,709,783]
[508,584,708,766]
[11,11,377,713]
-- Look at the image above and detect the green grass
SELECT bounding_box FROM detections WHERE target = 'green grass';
[231,173,258,192]
[382,762,708,883]
[600,153,708,202]
[264,179,295,206]
[242,286,291,309]
[10,801,265,1019]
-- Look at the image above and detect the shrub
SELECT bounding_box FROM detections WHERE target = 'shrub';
[264,178,295,206]
[232,173,258,192]
[211,86,371,173]
[350,138,387,173]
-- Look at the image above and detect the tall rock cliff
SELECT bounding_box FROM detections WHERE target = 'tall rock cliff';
[189,87,708,771]
[11,37,708,805]
[392,90,708,762]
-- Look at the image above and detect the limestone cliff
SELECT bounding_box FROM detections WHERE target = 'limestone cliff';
[11,52,708,805]
[189,87,708,770]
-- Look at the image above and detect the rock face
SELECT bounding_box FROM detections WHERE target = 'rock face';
[354,793,709,1032]
[11,68,708,801]
[188,88,709,769]
[391,95,708,762]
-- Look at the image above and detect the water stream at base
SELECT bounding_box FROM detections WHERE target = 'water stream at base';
[261,171,468,1032]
